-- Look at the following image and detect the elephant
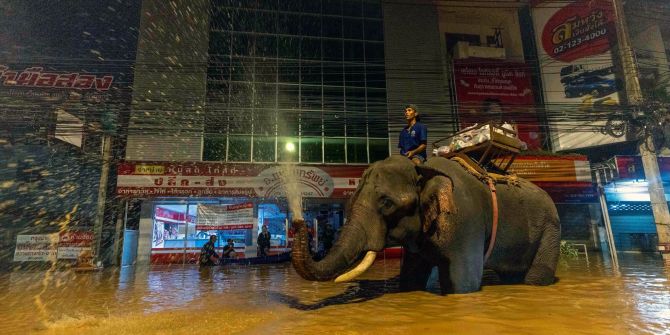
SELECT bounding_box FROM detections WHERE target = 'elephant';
[291,155,560,294]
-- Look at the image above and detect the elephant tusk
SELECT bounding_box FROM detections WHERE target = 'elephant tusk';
[333,251,377,283]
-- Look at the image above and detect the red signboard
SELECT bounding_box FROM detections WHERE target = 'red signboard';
[615,156,670,181]
[539,0,617,63]
[117,162,367,199]
[453,60,543,149]
[58,231,94,246]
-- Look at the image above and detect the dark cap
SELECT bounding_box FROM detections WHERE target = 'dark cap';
[404,104,418,113]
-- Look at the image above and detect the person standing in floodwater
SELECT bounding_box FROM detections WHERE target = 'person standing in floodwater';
[398,104,428,165]
[257,225,271,257]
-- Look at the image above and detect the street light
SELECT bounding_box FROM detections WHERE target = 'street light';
[285,141,296,153]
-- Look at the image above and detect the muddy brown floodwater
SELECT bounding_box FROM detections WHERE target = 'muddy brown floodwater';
[0,253,669,335]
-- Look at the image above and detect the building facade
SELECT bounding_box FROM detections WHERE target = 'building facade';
[8,0,670,267]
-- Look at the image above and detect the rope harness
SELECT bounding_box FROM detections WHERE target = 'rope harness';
[448,154,519,262]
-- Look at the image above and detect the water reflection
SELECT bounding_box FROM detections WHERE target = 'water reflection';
[0,254,669,334]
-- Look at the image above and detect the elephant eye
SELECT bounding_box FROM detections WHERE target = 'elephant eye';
[381,196,395,210]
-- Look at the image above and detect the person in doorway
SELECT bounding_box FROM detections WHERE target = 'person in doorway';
[199,235,220,266]
[398,104,428,165]
[222,239,237,258]
[257,225,271,257]
[320,223,335,254]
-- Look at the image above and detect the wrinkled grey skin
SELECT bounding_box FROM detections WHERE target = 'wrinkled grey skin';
[291,156,560,294]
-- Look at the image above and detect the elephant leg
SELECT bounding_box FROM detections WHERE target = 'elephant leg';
[524,222,560,286]
[438,255,483,294]
[399,251,433,292]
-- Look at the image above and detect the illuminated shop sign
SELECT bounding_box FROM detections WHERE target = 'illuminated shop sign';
[116,162,366,199]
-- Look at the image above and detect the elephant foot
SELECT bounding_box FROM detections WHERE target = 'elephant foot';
[524,263,557,286]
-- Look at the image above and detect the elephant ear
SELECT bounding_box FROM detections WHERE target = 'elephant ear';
[418,171,456,234]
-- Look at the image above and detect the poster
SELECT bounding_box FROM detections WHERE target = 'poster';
[13,234,59,262]
[453,60,543,149]
[57,231,94,259]
[532,0,623,151]
[196,203,255,230]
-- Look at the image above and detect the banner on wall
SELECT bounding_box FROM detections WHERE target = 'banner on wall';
[14,231,96,261]
[57,231,94,259]
[196,203,255,230]
[116,162,367,198]
[13,234,59,262]
[453,60,543,149]
[506,155,592,182]
[531,0,623,151]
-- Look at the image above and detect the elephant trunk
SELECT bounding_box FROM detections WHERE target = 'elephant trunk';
[291,216,371,282]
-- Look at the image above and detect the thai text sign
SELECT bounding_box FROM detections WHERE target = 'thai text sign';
[507,156,592,182]
[453,60,542,149]
[196,203,255,230]
[13,234,59,262]
[57,231,94,260]
[116,162,366,198]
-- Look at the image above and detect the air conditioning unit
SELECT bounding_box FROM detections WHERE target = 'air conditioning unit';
[453,41,506,60]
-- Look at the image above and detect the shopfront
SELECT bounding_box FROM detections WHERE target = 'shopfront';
[506,155,601,247]
[116,161,365,265]
[601,156,670,252]
[116,155,599,264]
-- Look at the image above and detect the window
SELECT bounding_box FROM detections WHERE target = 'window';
[324,110,345,137]
[209,31,231,56]
[302,0,321,14]
[343,0,362,17]
[301,37,321,61]
[278,85,300,109]
[345,64,365,87]
[277,13,301,35]
[301,15,321,37]
[364,19,383,41]
[255,11,276,34]
[232,9,255,32]
[369,138,389,162]
[278,60,300,83]
[203,136,226,161]
[255,35,277,58]
[363,0,382,18]
[278,36,300,59]
[323,0,342,15]
[323,16,343,38]
[253,136,276,162]
[347,138,367,163]
[301,110,323,136]
[228,135,252,161]
[344,40,364,62]
[343,18,363,39]
[301,137,323,163]
[323,62,343,86]
[324,138,345,163]
[323,40,343,61]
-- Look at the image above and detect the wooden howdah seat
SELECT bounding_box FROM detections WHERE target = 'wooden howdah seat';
[432,121,524,174]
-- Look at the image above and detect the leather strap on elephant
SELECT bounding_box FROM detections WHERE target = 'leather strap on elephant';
[448,155,501,261]
[484,178,498,262]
